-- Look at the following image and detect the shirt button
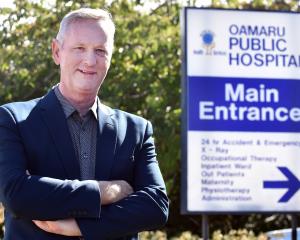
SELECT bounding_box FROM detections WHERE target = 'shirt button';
[83,153,88,158]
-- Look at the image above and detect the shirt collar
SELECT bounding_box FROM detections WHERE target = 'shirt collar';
[90,98,98,120]
[54,85,98,120]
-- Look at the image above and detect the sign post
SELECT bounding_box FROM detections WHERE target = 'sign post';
[202,214,209,240]
[181,7,300,237]
[292,214,298,240]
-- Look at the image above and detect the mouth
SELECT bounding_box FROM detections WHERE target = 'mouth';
[78,69,96,75]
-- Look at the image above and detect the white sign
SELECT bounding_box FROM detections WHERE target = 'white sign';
[182,8,300,213]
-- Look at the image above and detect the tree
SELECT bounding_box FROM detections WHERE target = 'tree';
[0,0,299,238]
[0,0,181,237]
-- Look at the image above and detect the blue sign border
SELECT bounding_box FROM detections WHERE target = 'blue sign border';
[180,7,300,214]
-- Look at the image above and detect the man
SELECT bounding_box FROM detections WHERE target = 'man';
[0,8,168,239]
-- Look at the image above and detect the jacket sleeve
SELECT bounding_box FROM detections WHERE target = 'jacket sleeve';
[0,106,101,220]
[77,120,169,239]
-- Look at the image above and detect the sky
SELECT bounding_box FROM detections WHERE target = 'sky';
[0,1,15,8]
[0,0,213,9]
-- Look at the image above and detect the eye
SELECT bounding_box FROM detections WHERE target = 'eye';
[95,49,107,56]
[74,46,84,51]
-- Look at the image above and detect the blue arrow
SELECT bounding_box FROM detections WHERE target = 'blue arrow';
[263,167,300,203]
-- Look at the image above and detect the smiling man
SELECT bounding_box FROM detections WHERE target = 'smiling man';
[0,8,168,239]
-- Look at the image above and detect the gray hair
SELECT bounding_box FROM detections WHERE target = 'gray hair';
[56,8,115,43]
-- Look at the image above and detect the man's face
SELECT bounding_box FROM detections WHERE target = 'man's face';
[52,19,113,97]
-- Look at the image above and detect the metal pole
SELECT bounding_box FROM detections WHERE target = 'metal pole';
[202,214,209,240]
[292,214,298,240]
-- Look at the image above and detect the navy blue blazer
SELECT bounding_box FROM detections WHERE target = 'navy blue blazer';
[0,89,168,240]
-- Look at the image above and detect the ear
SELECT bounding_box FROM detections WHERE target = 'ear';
[51,39,61,65]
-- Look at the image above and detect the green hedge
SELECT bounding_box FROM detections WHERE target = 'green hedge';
[139,230,268,240]
[0,204,3,239]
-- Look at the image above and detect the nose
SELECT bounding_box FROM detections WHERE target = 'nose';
[83,51,97,66]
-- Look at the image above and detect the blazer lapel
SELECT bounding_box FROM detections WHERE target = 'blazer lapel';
[38,90,80,179]
[95,102,117,180]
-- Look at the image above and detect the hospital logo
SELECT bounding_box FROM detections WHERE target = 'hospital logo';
[200,30,215,55]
